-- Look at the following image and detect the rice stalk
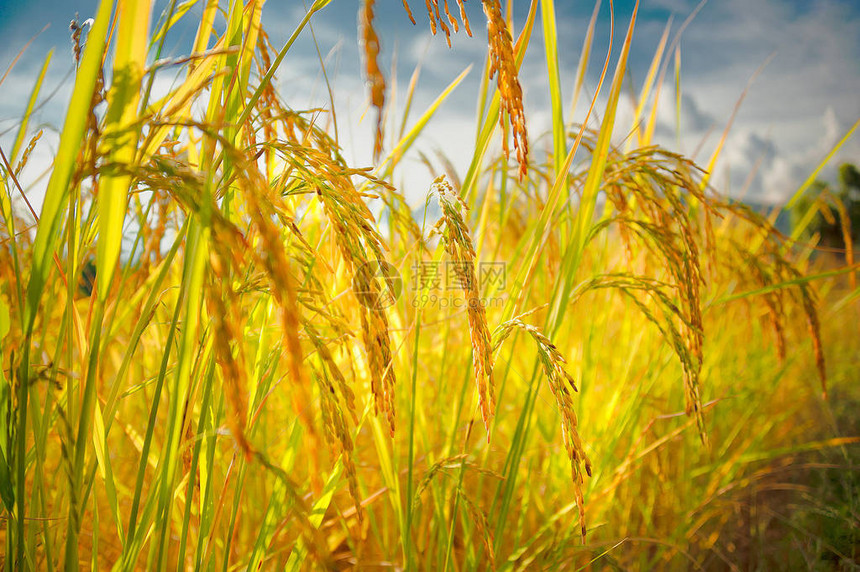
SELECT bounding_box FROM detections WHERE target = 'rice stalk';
[206,245,253,459]
[493,316,591,542]
[483,0,529,179]
[401,0,472,45]
[713,202,828,397]
[314,364,362,523]
[11,130,42,179]
[360,0,385,161]
[431,175,496,435]
[597,145,710,442]
[284,149,399,434]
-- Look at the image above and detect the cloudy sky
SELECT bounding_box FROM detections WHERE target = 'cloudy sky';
[1,0,858,208]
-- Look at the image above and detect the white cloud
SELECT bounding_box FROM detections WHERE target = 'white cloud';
[610,0,860,202]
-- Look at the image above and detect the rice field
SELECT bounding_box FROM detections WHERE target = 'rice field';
[0,1,858,569]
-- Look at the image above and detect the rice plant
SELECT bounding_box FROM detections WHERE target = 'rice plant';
[0,0,857,569]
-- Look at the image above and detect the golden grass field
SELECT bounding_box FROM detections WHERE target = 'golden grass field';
[0,0,858,569]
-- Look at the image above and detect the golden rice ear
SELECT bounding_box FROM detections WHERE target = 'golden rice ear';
[432,176,496,435]
[412,0,472,45]
[483,0,529,179]
[315,366,363,524]
[355,268,398,435]
[401,0,417,24]
[382,1,472,159]
[493,317,591,542]
[303,143,398,436]
[12,130,43,179]
[716,200,829,401]
[360,0,385,162]
[206,267,254,460]
[598,148,710,445]
[457,0,472,36]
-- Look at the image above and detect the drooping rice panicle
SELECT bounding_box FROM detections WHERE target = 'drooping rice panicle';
[483,0,529,179]
[360,0,385,161]
[493,316,591,542]
[431,175,495,434]
[314,365,362,523]
[12,129,42,178]
[207,247,253,459]
[402,0,471,45]
[599,146,710,443]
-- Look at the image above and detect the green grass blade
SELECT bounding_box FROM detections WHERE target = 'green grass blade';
[461,1,538,202]
[64,303,105,570]
[92,401,123,541]
[501,0,617,325]
[152,222,209,569]
[404,312,422,569]
[177,362,215,569]
[150,0,196,48]
[541,0,565,176]
[0,304,12,512]
[97,0,152,302]
[570,0,600,118]
[628,17,671,149]
[236,0,333,129]
[547,0,640,334]
[786,117,860,213]
[121,275,188,567]
[23,0,111,334]
[712,265,860,305]
[379,66,471,176]
[9,50,52,165]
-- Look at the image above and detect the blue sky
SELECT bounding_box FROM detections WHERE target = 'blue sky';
[1,0,859,206]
